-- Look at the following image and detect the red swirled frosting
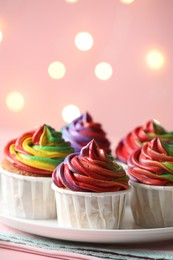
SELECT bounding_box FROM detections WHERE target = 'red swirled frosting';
[52,139,129,192]
[128,137,173,186]
[115,119,173,164]
[61,112,111,154]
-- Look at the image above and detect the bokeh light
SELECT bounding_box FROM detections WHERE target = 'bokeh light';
[0,31,2,43]
[65,0,79,3]
[48,61,66,79]
[62,104,81,123]
[6,91,25,112]
[75,32,93,51]
[120,0,135,4]
[146,49,165,70]
[95,62,113,80]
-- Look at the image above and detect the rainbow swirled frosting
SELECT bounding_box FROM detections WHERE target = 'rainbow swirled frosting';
[128,137,173,186]
[61,112,111,154]
[52,139,129,192]
[116,119,173,164]
[3,124,74,176]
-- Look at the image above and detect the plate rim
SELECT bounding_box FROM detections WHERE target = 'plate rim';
[1,208,173,244]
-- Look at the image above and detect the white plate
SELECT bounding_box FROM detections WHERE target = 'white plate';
[1,206,173,244]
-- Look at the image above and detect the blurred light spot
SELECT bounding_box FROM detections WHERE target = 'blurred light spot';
[95,62,113,80]
[153,119,161,125]
[65,0,79,3]
[75,32,93,51]
[120,0,135,4]
[48,61,66,79]
[62,105,80,123]
[0,31,2,43]
[6,91,25,112]
[146,49,165,70]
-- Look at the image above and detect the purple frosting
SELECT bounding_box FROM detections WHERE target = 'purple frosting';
[61,112,111,154]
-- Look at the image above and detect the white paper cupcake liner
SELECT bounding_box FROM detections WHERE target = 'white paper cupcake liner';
[52,183,130,229]
[0,167,56,220]
[130,180,173,228]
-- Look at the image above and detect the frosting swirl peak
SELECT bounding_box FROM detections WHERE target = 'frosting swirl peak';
[128,137,173,186]
[115,119,173,164]
[52,139,129,192]
[61,112,111,154]
[4,124,74,176]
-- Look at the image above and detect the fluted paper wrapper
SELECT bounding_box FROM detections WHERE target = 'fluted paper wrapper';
[0,167,56,219]
[130,180,173,228]
[52,183,129,229]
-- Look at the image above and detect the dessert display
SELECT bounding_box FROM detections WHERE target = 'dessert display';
[52,139,130,229]
[61,112,111,154]
[115,119,173,164]
[128,137,173,228]
[2,114,173,234]
[1,124,74,219]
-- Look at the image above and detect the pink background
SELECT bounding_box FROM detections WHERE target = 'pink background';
[0,0,173,155]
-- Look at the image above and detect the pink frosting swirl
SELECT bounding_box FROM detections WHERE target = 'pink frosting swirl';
[115,119,173,164]
[53,140,129,192]
[128,137,173,185]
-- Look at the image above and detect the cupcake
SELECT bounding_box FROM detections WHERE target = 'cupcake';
[52,139,130,229]
[1,124,74,219]
[61,111,111,154]
[115,119,173,164]
[128,137,173,228]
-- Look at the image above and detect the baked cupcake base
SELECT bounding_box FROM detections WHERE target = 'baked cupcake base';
[130,180,173,228]
[0,167,56,220]
[52,183,130,229]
